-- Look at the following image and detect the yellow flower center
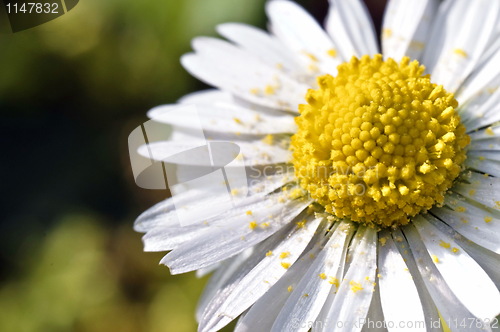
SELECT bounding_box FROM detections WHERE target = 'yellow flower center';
[291,55,470,228]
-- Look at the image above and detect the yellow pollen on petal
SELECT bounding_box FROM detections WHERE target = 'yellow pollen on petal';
[291,55,469,228]
[233,117,243,124]
[287,285,293,292]
[453,48,468,57]
[432,255,440,263]
[319,273,327,280]
[485,216,493,223]
[262,134,275,145]
[296,220,307,228]
[303,51,318,62]
[439,240,451,249]
[409,40,425,50]
[246,210,253,215]
[308,63,319,73]
[279,252,290,259]
[249,221,258,230]
[281,262,291,269]
[327,49,337,57]
[266,250,273,257]
[289,188,306,199]
[264,85,276,95]
[382,28,393,38]
[452,247,460,253]
[249,88,260,95]
[350,281,364,293]
[456,206,467,213]
[485,127,495,136]
[329,277,339,288]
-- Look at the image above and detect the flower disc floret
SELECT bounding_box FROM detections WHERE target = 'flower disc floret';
[291,55,470,228]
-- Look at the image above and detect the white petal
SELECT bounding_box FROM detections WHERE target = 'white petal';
[134,196,178,232]
[321,226,377,332]
[458,242,500,291]
[313,225,351,331]
[161,194,312,274]
[477,27,500,68]
[148,103,296,136]
[135,173,292,233]
[381,0,439,61]
[468,126,500,151]
[378,230,427,332]
[423,216,500,289]
[179,88,305,119]
[143,224,209,252]
[360,284,387,332]
[139,139,291,167]
[402,225,488,331]
[195,261,221,278]
[324,4,356,59]
[235,246,321,332]
[456,44,500,105]
[431,192,500,254]
[468,151,500,163]
[466,152,500,177]
[460,88,500,132]
[181,39,308,112]
[392,227,467,332]
[452,171,500,211]
[199,215,324,332]
[266,0,341,74]
[216,23,304,79]
[413,216,500,321]
[196,249,253,321]
[178,89,234,105]
[325,0,378,59]
[272,221,356,332]
[314,230,376,332]
[423,0,500,92]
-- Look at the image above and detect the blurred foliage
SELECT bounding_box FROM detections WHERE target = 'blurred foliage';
[0,0,267,114]
[0,214,210,332]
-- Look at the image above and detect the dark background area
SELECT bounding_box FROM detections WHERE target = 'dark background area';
[0,1,386,331]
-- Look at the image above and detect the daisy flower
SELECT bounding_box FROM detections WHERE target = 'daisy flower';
[134,0,500,331]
